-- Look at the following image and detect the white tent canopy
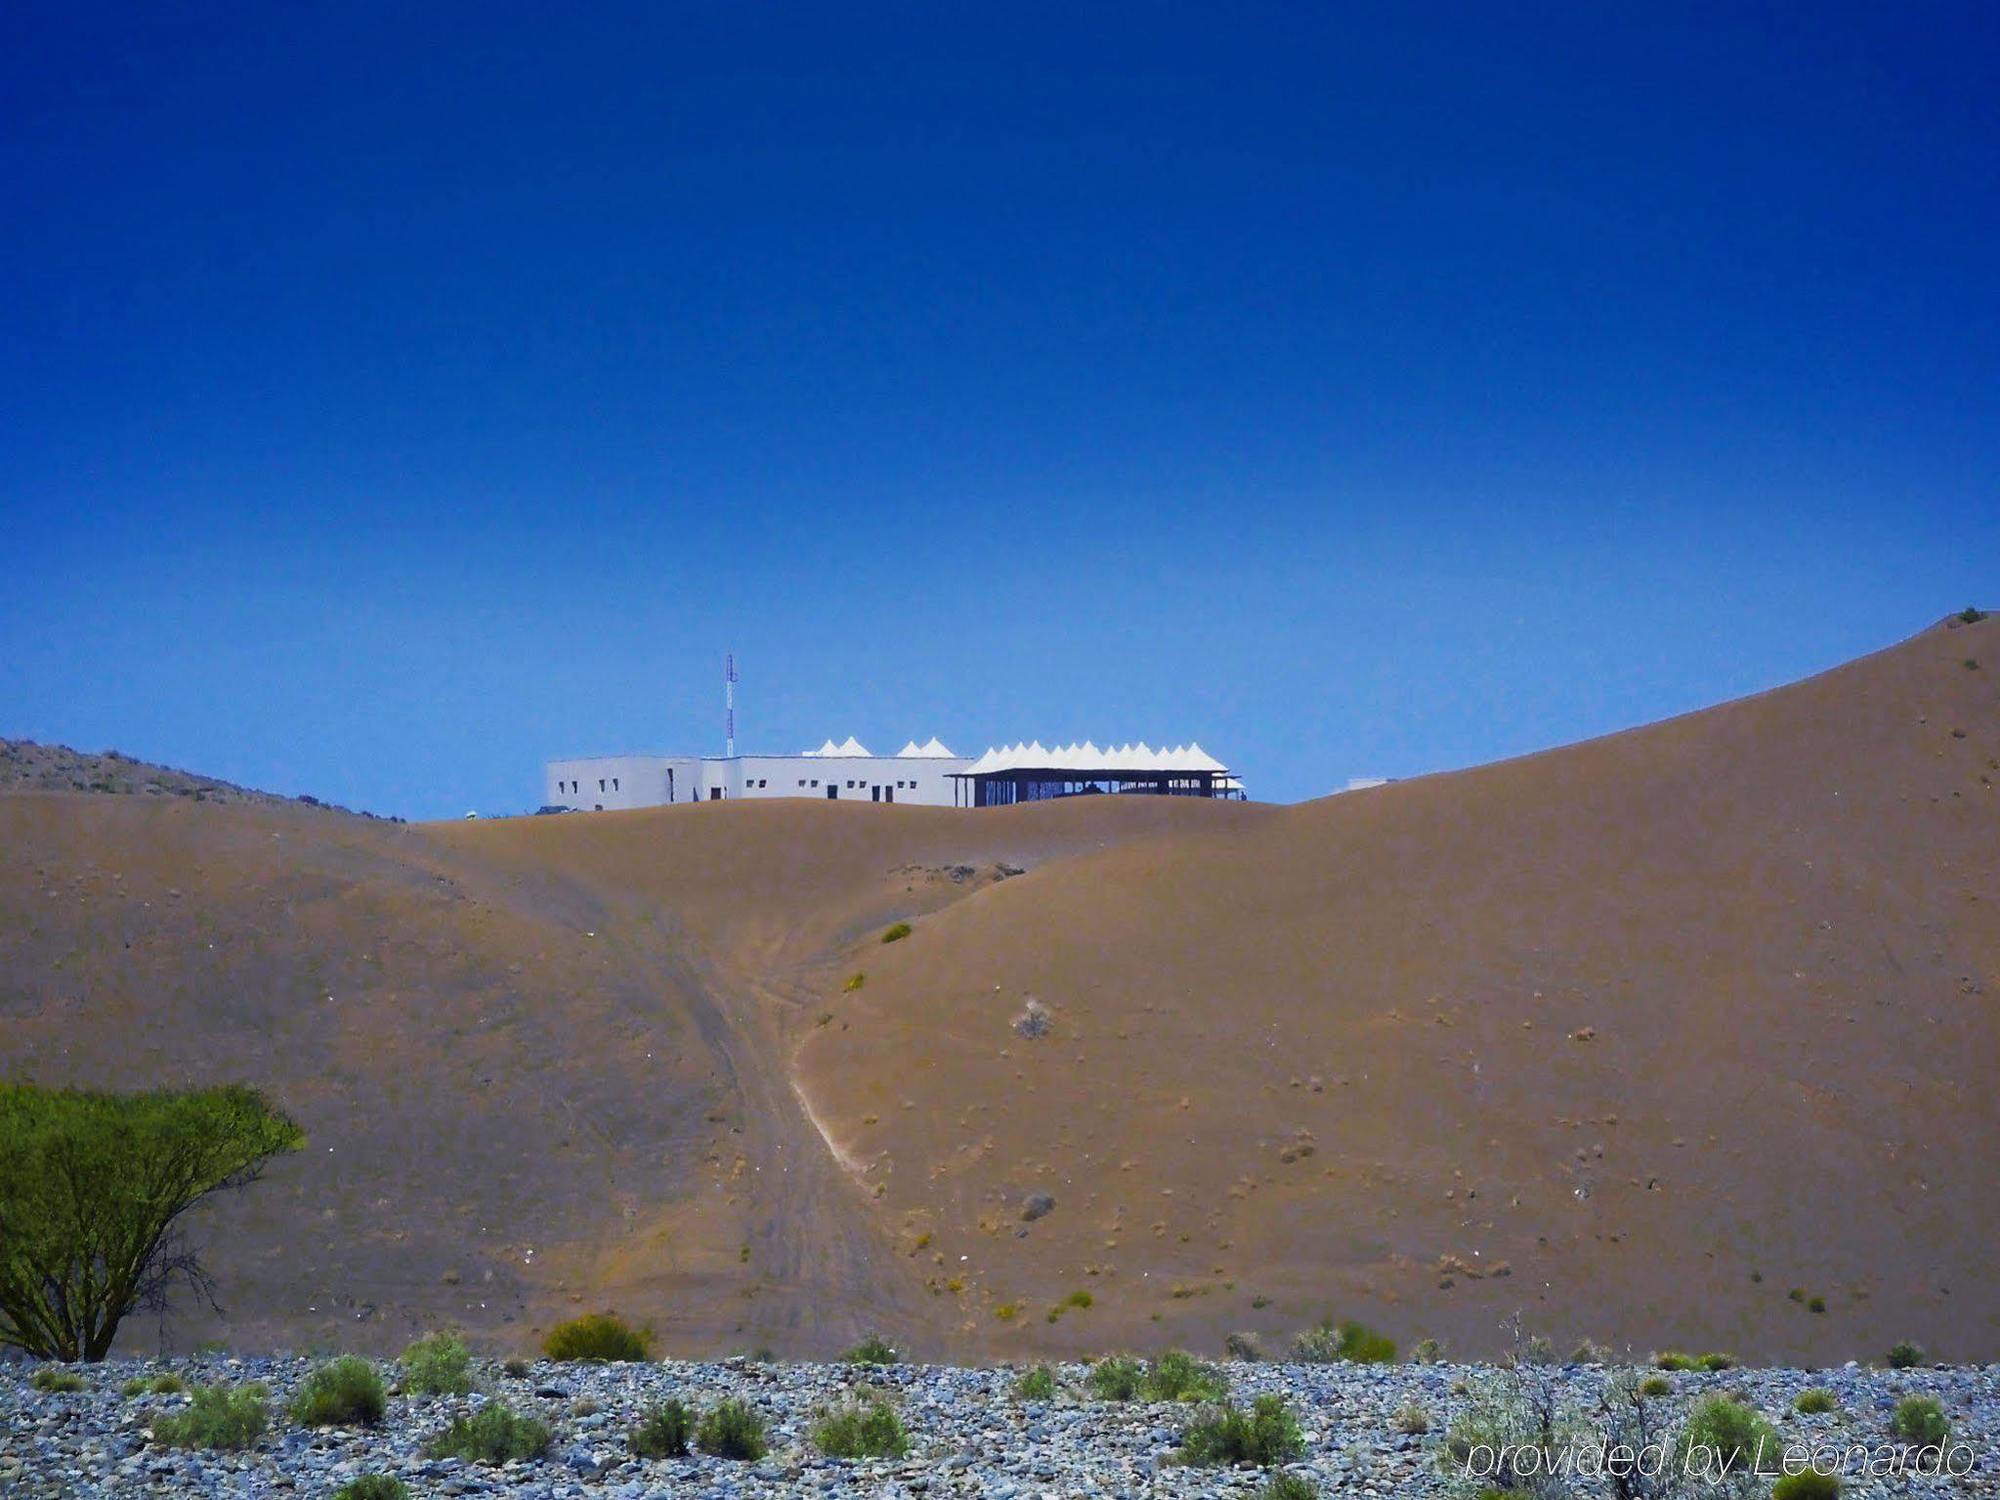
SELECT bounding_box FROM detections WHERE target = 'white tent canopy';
[956,741,1228,776]
[802,736,873,758]
[895,737,959,758]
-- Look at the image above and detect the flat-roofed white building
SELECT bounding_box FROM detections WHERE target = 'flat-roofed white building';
[544,737,968,811]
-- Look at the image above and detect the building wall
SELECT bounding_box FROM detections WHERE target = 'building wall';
[545,755,699,811]
[542,753,968,810]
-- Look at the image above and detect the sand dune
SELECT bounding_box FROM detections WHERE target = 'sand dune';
[2,614,1994,1360]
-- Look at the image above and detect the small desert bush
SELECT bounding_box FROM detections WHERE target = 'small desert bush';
[1653,1350,1696,1371]
[151,1383,269,1451]
[400,1331,474,1395]
[1884,1340,1925,1369]
[501,1357,530,1378]
[629,1398,693,1458]
[1959,605,1989,624]
[150,1372,186,1395]
[812,1395,911,1459]
[1889,1395,1948,1446]
[1013,1364,1058,1400]
[1260,1476,1320,1500]
[331,1478,411,1500]
[1224,1331,1265,1362]
[1292,1319,1395,1364]
[1678,1394,1780,1480]
[1794,1387,1838,1415]
[1569,1338,1612,1365]
[30,1366,87,1393]
[1394,1401,1431,1434]
[1087,1355,1144,1401]
[121,1377,148,1398]
[697,1397,769,1460]
[1638,1374,1674,1398]
[1410,1336,1444,1364]
[289,1355,387,1427]
[1697,1351,1737,1372]
[841,1334,898,1366]
[1770,1473,1841,1500]
[1144,1349,1230,1402]
[423,1403,553,1463]
[881,921,912,943]
[542,1312,653,1362]
[1174,1394,1307,1467]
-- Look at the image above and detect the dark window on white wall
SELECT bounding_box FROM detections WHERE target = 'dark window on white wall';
[612,778,620,791]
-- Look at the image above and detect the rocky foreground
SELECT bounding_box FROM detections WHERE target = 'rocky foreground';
[3,1355,1995,1498]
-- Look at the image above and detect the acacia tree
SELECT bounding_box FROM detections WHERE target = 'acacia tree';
[0,1083,305,1361]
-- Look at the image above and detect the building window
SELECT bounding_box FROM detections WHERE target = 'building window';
[598,779,606,792]
[798,779,806,787]
[758,778,767,788]
[612,778,620,791]
[811,779,819,787]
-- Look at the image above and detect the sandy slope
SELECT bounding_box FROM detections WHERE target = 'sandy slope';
[1,615,1994,1361]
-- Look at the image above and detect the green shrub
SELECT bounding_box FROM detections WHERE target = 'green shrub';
[288,1355,386,1427]
[1697,1351,1737,1372]
[1794,1387,1838,1415]
[629,1398,694,1458]
[30,1366,87,1392]
[1260,1476,1320,1500]
[1959,606,1989,624]
[1638,1374,1673,1398]
[1807,1295,1826,1314]
[121,1376,148,1397]
[1087,1355,1144,1401]
[541,1312,653,1362]
[1884,1340,1925,1369]
[400,1331,474,1395]
[150,1372,186,1394]
[1654,1350,1696,1371]
[1771,1473,1841,1500]
[331,1478,411,1500]
[1174,1394,1307,1466]
[501,1357,530,1378]
[151,1383,269,1451]
[1889,1395,1948,1446]
[1678,1394,1780,1481]
[1394,1401,1430,1434]
[1013,1364,1058,1400]
[812,1396,911,1459]
[423,1403,553,1463]
[881,922,912,943]
[841,1334,898,1366]
[1291,1319,1394,1364]
[697,1397,768,1460]
[1410,1337,1443,1364]
[0,1083,305,1362]
[1144,1349,1230,1402]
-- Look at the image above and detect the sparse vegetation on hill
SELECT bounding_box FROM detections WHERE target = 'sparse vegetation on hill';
[287,1355,385,1426]
[840,1334,898,1365]
[881,921,913,943]
[1173,1393,1306,1467]
[696,1396,769,1460]
[1890,1394,1949,1446]
[398,1331,473,1395]
[150,1382,270,1451]
[423,1403,552,1463]
[1794,1387,1837,1414]
[628,1397,694,1457]
[331,1478,410,1500]
[1884,1339,1925,1369]
[542,1312,653,1362]
[1292,1320,1396,1364]
[812,1394,912,1458]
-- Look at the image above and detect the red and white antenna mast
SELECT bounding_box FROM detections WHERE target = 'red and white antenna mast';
[724,651,737,757]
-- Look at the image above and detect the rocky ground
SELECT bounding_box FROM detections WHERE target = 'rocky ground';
[2,1355,1996,1498]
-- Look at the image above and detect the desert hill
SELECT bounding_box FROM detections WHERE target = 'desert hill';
[1,614,1994,1362]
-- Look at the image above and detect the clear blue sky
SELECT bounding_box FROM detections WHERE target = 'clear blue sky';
[4,4,1995,818]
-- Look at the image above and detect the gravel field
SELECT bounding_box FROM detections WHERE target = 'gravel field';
[3,1355,1996,1498]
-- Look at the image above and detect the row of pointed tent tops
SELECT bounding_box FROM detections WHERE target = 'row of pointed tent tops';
[800,736,959,759]
[957,740,1229,776]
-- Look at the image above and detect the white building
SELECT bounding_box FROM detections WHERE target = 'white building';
[544,737,968,811]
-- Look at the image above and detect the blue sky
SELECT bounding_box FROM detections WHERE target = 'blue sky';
[4,4,1995,818]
